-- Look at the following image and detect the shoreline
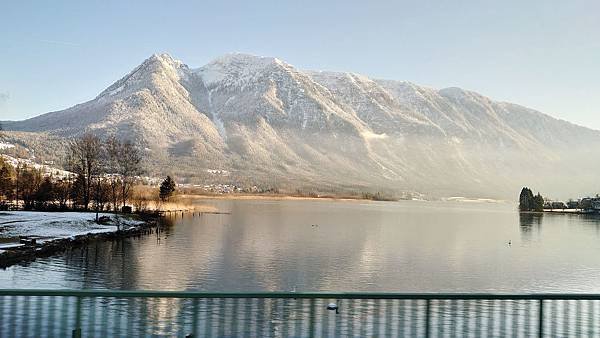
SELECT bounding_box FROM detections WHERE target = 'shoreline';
[0,214,159,269]
[178,193,508,204]
[181,193,369,202]
[177,193,405,202]
[520,209,600,215]
[542,209,599,215]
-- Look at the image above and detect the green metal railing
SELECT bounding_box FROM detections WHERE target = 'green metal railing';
[1,290,599,337]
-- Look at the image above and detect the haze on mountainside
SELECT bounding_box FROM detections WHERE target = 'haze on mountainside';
[2,53,599,199]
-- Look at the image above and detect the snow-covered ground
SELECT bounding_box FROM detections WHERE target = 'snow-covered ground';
[0,142,15,150]
[0,211,144,252]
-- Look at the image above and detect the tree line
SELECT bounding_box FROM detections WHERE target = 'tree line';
[0,134,144,215]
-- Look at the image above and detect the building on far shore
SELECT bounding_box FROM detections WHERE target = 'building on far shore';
[580,197,600,212]
[566,200,580,209]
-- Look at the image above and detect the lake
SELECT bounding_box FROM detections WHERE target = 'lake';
[3,199,600,337]
[1,199,600,293]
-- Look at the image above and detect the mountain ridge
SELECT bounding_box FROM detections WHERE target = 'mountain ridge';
[3,52,599,199]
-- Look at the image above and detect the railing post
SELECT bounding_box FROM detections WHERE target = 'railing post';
[425,299,431,338]
[309,298,316,338]
[191,298,199,337]
[538,299,544,338]
[72,296,82,338]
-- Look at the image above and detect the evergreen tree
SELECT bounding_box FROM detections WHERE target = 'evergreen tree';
[533,193,545,212]
[519,187,535,211]
[70,174,86,209]
[159,176,176,202]
[35,177,54,210]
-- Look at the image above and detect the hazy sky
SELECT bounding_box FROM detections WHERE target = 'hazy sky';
[1,0,599,129]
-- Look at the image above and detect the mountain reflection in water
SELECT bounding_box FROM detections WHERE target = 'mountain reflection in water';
[2,199,600,293]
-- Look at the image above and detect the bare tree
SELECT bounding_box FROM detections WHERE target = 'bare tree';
[67,134,103,211]
[131,191,150,213]
[14,163,23,209]
[20,167,42,210]
[105,135,122,212]
[55,176,72,210]
[116,139,143,209]
[104,136,144,210]
[0,159,14,204]
[92,180,111,221]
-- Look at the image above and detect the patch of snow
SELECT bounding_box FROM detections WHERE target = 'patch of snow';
[0,211,144,244]
[361,131,388,140]
[211,105,227,140]
[0,142,15,150]
[444,197,506,203]
[197,67,226,87]
[106,85,125,96]
[202,77,227,140]
[177,67,190,82]
[194,53,281,88]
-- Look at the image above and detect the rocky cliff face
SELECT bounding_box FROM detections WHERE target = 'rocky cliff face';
[5,53,600,198]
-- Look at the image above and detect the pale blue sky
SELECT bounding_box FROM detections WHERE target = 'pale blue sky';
[1,0,599,129]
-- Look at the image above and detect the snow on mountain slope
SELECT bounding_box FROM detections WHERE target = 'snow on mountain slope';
[4,53,600,198]
[9,54,226,164]
[194,53,368,134]
[307,71,438,135]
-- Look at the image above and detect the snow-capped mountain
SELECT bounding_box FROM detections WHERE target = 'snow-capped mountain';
[4,53,600,198]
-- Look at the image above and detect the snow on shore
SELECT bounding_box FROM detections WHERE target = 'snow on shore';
[0,211,144,251]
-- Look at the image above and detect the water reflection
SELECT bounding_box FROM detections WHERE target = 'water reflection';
[2,200,600,293]
[519,212,543,227]
[519,212,542,242]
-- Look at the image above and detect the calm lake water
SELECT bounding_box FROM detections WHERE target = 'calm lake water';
[1,199,600,292]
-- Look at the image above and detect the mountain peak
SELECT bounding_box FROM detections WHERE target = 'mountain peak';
[195,53,291,87]
[198,52,290,73]
[142,52,185,69]
[149,52,173,60]
[210,52,281,66]
[94,53,187,100]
